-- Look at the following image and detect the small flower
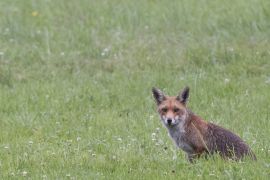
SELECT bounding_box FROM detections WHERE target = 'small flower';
[4,146,9,149]
[158,139,164,145]
[28,141,33,145]
[179,77,185,81]
[117,137,122,141]
[92,153,96,157]
[112,155,116,160]
[151,133,156,137]
[101,47,110,56]
[103,48,109,53]
[227,47,234,52]
[265,77,270,84]
[22,171,28,176]
[245,90,249,96]
[32,11,38,17]
[224,78,230,83]
[76,137,81,141]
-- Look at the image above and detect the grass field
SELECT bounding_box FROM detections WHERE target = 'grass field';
[1,0,270,179]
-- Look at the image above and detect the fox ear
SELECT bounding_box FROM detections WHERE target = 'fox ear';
[177,86,190,105]
[152,87,166,105]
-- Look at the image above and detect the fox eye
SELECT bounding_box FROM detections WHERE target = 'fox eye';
[173,108,180,113]
[161,107,168,113]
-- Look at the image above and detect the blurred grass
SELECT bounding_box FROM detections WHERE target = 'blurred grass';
[0,0,270,179]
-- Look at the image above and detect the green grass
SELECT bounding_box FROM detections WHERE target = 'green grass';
[1,0,270,179]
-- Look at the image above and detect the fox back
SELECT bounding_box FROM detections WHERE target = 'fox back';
[152,86,256,162]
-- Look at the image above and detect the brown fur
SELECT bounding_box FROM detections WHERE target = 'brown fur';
[152,86,256,162]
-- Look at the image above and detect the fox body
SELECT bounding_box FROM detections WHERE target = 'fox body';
[152,87,256,162]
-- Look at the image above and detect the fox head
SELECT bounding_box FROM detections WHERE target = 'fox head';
[152,87,190,127]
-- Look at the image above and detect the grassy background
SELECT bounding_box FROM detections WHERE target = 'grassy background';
[0,0,270,179]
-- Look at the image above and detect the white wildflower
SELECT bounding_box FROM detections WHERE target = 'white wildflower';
[227,47,234,52]
[103,47,109,53]
[22,171,27,176]
[101,47,110,56]
[224,78,230,83]
[265,77,270,84]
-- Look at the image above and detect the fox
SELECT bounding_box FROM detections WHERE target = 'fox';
[152,86,256,162]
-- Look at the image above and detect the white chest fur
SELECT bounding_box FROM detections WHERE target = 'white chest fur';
[167,123,194,153]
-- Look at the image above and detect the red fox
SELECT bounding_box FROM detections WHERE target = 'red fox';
[152,86,256,162]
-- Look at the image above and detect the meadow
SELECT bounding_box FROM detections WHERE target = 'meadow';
[0,0,270,179]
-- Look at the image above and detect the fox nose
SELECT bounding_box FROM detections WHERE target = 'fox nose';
[167,118,172,125]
